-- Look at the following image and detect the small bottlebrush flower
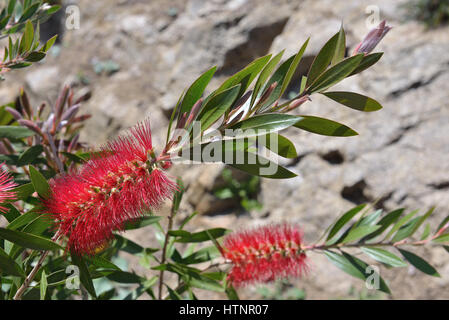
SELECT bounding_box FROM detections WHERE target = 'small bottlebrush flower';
[353,20,392,55]
[0,163,17,213]
[43,119,177,255]
[222,223,308,287]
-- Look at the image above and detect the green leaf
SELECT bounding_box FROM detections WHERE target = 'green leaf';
[24,51,46,62]
[331,25,346,66]
[172,177,184,215]
[6,209,40,230]
[264,133,297,159]
[181,246,221,265]
[18,2,39,22]
[40,35,57,53]
[29,166,50,199]
[398,249,440,277]
[113,235,145,255]
[432,233,449,244]
[123,215,162,230]
[364,208,404,241]
[187,273,225,292]
[19,20,33,54]
[0,247,25,277]
[227,114,300,137]
[11,183,35,201]
[251,50,285,107]
[325,250,391,293]
[391,208,433,243]
[70,251,97,298]
[358,209,383,226]
[420,223,431,241]
[295,115,357,137]
[0,204,21,223]
[386,209,419,240]
[0,227,62,251]
[257,55,295,111]
[280,38,309,96]
[180,66,216,114]
[308,54,364,93]
[106,271,143,284]
[17,145,43,166]
[170,228,229,243]
[322,91,383,112]
[326,204,366,243]
[361,247,407,267]
[216,54,271,99]
[349,52,383,76]
[87,255,121,271]
[198,84,241,130]
[40,270,47,300]
[341,225,381,243]
[306,31,340,86]
[0,125,34,139]
[229,153,297,179]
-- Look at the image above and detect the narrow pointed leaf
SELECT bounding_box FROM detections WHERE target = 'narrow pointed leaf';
[361,247,407,267]
[322,91,383,112]
[308,54,364,93]
[307,31,340,86]
[294,116,358,137]
[180,66,216,114]
[398,249,440,277]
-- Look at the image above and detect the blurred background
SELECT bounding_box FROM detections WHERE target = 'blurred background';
[1,0,449,299]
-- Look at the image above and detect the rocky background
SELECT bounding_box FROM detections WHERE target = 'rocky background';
[1,0,449,299]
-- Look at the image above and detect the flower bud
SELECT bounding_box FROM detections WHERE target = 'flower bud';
[353,20,392,55]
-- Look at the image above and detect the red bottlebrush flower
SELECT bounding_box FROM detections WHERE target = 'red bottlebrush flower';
[0,163,17,213]
[222,223,308,287]
[43,119,177,255]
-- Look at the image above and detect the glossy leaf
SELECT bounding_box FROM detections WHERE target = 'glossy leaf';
[322,91,383,112]
[40,270,47,300]
[280,38,309,96]
[361,247,407,267]
[398,249,440,277]
[17,145,43,166]
[228,114,300,137]
[342,225,381,243]
[0,227,62,251]
[179,66,216,114]
[294,116,358,137]
[364,208,404,241]
[0,125,34,139]
[308,54,364,93]
[0,247,24,277]
[70,251,97,298]
[307,31,340,86]
[216,54,271,99]
[170,228,229,243]
[251,50,285,107]
[123,216,162,230]
[198,84,241,130]
[331,25,346,66]
[264,133,298,159]
[349,52,383,76]
[326,204,366,243]
[325,250,390,293]
[29,166,51,199]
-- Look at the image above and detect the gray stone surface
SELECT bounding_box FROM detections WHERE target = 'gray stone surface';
[1,0,448,299]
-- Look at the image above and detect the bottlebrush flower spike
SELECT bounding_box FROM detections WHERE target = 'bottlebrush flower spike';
[43,119,177,255]
[222,223,308,287]
[0,163,17,213]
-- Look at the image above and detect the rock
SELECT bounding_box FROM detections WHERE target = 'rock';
[25,66,60,95]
